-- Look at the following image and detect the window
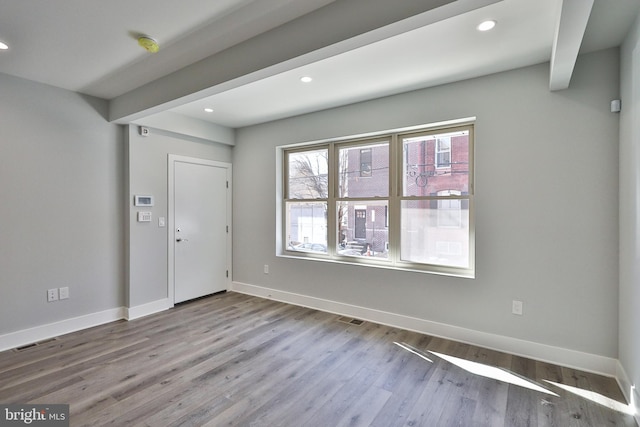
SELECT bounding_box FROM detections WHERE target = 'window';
[359,148,372,177]
[401,128,471,270]
[436,137,451,168]
[282,122,474,277]
[337,140,389,258]
[285,148,328,253]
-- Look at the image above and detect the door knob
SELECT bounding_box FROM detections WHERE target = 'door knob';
[176,238,188,242]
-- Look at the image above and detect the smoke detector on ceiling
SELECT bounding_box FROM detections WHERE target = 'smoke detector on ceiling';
[138,36,159,53]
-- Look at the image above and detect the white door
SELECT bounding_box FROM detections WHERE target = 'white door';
[170,156,230,304]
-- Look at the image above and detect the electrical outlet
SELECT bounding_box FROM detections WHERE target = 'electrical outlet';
[59,287,69,300]
[47,288,59,302]
[264,264,269,274]
[512,300,523,315]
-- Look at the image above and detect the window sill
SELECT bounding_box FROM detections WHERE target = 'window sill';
[278,252,475,279]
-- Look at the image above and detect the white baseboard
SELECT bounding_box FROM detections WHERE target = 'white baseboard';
[125,298,173,320]
[0,307,125,353]
[0,298,174,353]
[616,361,640,425]
[230,281,619,378]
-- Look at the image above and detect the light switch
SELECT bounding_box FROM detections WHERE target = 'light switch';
[159,217,165,227]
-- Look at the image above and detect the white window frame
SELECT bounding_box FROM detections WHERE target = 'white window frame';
[279,119,475,278]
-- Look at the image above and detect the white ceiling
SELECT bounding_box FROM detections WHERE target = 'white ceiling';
[0,0,638,129]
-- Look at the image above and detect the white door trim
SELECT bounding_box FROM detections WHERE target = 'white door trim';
[168,154,232,306]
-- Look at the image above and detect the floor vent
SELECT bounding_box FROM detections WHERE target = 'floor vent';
[337,316,364,326]
[13,343,37,352]
[13,337,58,352]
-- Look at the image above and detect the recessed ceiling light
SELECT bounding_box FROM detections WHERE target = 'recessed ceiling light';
[300,76,313,83]
[477,20,496,32]
[0,41,8,50]
[204,108,214,113]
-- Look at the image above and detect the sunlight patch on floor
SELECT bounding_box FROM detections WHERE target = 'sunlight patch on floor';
[544,380,636,415]
[394,342,433,363]
[394,342,557,395]
[428,350,559,396]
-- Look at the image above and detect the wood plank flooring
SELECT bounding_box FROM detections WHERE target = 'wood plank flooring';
[0,292,635,426]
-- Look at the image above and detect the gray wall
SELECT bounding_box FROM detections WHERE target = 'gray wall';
[127,127,232,307]
[0,73,124,334]
[619,15,640,407]
[234,48,620,358]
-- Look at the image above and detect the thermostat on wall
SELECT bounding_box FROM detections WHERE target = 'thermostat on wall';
[134,195,154,206]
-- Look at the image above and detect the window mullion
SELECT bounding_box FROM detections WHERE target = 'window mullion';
[327,143,337,255]
[388,134,400,265]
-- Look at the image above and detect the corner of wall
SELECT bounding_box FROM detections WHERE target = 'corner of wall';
[125,298,173,321]
[616,361,640,423]
[619,11,640,426]
[124,125,132,308]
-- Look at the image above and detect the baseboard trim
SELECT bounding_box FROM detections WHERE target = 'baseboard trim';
[125,298,173,321]
[0,298,174,354]
[0,307,125,353]
[616,361,640,424]
[230,281,619,378]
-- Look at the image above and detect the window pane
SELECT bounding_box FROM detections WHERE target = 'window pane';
[338,142,389,198]
[403,130,469,197]
[287,149,328,199]
[360,148,372,177]
[337,200,389,259]
[437,190,462,228]
[401,200,469,268]
[436,137,451,168]
[286,201,327,253]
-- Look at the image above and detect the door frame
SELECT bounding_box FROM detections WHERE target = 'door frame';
[167,154,232,306]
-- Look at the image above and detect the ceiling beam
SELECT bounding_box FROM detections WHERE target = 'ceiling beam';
[549,0,594,91]
[109,0,502,124]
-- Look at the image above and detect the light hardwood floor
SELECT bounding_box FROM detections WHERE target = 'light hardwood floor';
[0,292,635,426]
